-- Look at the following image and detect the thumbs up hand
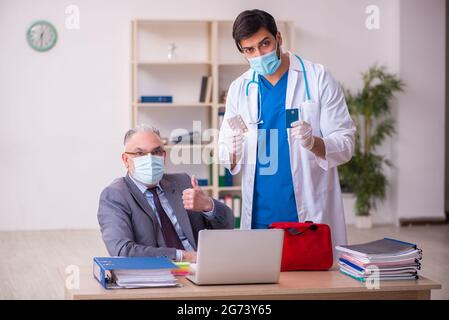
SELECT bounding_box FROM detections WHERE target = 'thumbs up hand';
[182,175,214,212]
[190,175,199,189]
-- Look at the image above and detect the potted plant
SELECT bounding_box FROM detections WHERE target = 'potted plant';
[339,65,404,229]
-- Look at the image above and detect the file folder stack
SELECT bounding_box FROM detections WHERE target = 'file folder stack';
[335,238,422,282]
[93,256,179,289]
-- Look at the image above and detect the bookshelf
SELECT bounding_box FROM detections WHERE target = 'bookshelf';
[130,19,295,225]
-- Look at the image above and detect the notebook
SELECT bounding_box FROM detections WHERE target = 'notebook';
[335,238,419,257]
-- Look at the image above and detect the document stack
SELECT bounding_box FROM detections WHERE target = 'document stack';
[93,256,180,289]
[335,238,422,282]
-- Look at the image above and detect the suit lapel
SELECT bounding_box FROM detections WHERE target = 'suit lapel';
[160,176,197,250]
[123,174,159,226]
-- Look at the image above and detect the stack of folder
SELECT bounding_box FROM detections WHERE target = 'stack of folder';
[93,256,180,289]
[335,238,422,282]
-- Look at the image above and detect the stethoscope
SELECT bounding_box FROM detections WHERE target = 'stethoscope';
[245,54,311,125]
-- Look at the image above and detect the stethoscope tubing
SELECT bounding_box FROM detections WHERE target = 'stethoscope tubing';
[245,54,311,125]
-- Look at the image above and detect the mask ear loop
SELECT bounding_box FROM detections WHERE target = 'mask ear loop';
[275,37,282,60]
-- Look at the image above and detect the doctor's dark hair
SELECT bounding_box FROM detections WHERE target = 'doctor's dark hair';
[232,9,278,53]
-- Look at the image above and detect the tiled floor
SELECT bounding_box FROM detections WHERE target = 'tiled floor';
[0,224,447,299]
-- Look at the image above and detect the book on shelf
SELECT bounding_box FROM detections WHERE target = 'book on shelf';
[170,131,201,145]
[196,178,208,187]
[199,76,212,103]
[209,158,213,186]
[218,110,225,130]
[140,96,173,103]
[199,76,207,103]
[219,194,241,229]
[233,195,241,228]
[205,76,212,103]
[218,164,233,187]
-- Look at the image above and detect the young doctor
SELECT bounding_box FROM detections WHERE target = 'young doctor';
[218,9,356,247]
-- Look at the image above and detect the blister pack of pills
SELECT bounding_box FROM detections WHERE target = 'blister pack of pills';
[227,114,248,133]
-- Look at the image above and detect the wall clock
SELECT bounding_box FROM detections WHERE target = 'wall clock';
[26,20,57,52]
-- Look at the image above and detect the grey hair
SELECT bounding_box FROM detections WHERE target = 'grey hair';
[123,124,161,146]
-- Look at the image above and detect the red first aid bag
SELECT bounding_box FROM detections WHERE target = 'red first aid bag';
[269,221,333,271]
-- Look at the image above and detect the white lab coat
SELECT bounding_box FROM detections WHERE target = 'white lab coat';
[218,51,356,247]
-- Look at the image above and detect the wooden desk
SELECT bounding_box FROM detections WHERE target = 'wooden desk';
[63,266,441,300]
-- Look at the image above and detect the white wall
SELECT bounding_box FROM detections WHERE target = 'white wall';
[0,0,445,230]
[396,0,446,221]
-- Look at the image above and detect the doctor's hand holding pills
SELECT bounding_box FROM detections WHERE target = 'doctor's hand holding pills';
[223,129,245,164]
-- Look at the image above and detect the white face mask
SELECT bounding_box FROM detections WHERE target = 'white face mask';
[131,154,164,186]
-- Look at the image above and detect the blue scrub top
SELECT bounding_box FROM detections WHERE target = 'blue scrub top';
[251,71,299,229]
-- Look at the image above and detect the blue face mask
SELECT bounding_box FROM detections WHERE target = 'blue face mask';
[131,154,164,186]
[248,46,281,76]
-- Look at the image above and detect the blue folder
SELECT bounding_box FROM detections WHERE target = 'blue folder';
[93,256,178,289]
[140,96,173,103]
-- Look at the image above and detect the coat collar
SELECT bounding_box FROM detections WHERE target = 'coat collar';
[124,174,158,225]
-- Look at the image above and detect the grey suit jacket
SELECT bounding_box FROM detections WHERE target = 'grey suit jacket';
[97,173,234,260]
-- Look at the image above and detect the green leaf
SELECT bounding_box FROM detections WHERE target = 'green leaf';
[340,65,404,216]
[369,117,395,148]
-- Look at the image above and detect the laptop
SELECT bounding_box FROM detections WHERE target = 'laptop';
[186,229,284,285]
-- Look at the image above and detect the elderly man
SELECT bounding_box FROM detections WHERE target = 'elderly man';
[98,125,234,262]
